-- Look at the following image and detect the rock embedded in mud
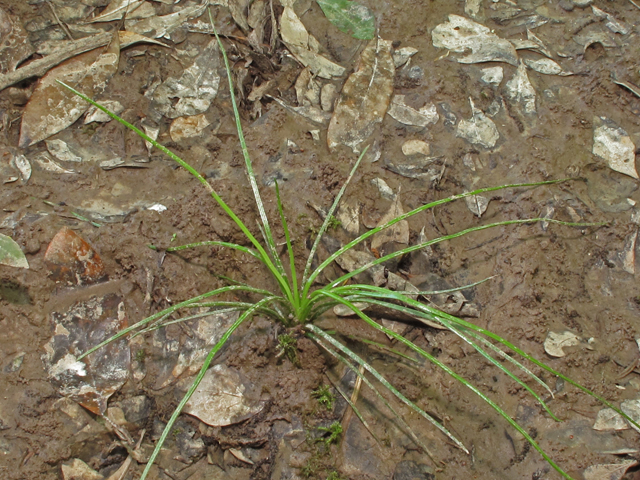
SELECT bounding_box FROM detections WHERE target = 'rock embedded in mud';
[44,227,107,285]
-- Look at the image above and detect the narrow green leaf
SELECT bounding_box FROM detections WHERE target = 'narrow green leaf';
[0,234,28,269]
[316,0,376,40]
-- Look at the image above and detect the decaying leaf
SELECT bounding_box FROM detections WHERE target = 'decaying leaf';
[505,61,536,115]
[126,3,207,38]
[583,460,638,480]
[393,47,418,68]
[481,66,503,85]
[152,38,220,118]
[90,0,145,23]
[593,408,629,431]
[43,294,130,415]
[387,95,439,127]
[184,364,264,427]
[169,114,211,142]
[46,139,83,162]
[85,100,124,123]
[316,0,375,40]
[432,15,518,66]
[464,194,489,217]
[19,32,120,147]
[592,6,630,35]
[371,191,409,250]
[524,58,571,76]
[279,7,346,79]
[31,152,76,174]
[544,330,581,357]
[327,37,394,152]
[44,227,107,285]
[0,6,34,74]
[13,154,31,182]
[593,119,639,179]
[456,98,499,149]
[0,233,29,269]
[336,197,359,236]
[0,30,166,93]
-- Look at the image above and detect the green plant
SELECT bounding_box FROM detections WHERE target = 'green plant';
[312,384,336,411]
[277,333,300,367]
[59,10,640,480]
[317,421,343,446]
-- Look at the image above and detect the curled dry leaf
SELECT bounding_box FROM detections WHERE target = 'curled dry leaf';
[43,294,130,415]
[327,37,395,152]
[505,61,536,115]
[431,15,518,66]
[279,7,346,79]
[19,33,120,147]
[90,0,145,23]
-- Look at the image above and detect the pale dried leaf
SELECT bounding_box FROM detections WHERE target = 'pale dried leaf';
[19,34,120,147]
[432,15,517,65]
[456,98,499,148]
[464,194,488,217]
[0,7,34,74]
[126,3,207,38]
[593,121,638,179]
[593,408,628,431]
[371,192,409,250]
[388,95,438,127]
[91,0,144,23]
[544,331,580,357]
[280,7,345,79]
[327,37,394,152]
[505,61,536,114]
[583,460,637,480]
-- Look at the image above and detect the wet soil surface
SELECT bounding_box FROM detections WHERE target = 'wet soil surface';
[2,0,640,479]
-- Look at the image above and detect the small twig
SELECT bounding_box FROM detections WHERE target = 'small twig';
[46,1,74,40]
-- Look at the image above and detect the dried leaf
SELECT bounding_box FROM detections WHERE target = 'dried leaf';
[593,119,638,179]
[456,98,499,149]
[279,7,346,79]
[316,0,375,40]
[13,154,31,182]
[327,37,394,152]
[91,0,144,23]
[505,61,536,114]
[169,114,211,142]
[544,331,580,358]
[152,38,220,118]
[524,58,571,76]
[126,3,207,38]
[184,364,264,427]
[592,6,630,35]
[19,33,120,147]
[44,227,107,285]
[0,7,34,74]
[371,191,409,250]
[583,460,638,480]
[464,194,489,217]
[432,15,517,66]
[387,95,439,127]
[0,233,29,269]
[43,294,130,415]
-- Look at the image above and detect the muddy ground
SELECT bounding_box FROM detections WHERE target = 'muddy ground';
[2,0,640,479]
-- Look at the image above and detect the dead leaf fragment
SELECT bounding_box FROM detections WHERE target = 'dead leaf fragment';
[19,33,120,147]
[279,7,345,79]
[593,120,638,179]
[544,331,580,357]
[44,227,107,285]
[61,459,104,480]
[432,15,518,66]
[169,114,211,142]
[456,98,499,148]
[0,7,34,74]
[185,364,264,427]
[387,95,439,127]
[327,37,394,152]
[371,191,409,250]
[43,294,129,415]
[91,0,145,23]
[505,61,536,114]
[583,460,638,480]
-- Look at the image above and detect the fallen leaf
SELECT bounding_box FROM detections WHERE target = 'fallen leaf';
[0,6,34,74]
[387,95,439,127]
[544,331,580,358]
[43,294,130,415]
[583,460,638,480]
[19,32,120,147]
[0,233,29,268]
[126,3,207,38]
[371,191,409,250]
[327,37,394,152]
[431,15,518,66]
[44,227,107,285]
[91,0,144,23]
[593,119,638,179]
[279,7,346,79]
[184,364,264,427]
[464,194,489,217]
[505,61,536,115]
[524,58,571,76]
[170,114,211,142]
[456,98,499,148]
[316,0,375,40]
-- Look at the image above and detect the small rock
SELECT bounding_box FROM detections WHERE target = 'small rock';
[402,139,430,157]
[572,0,592,7]
[559,0,574,11]
[44,227,107,285]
